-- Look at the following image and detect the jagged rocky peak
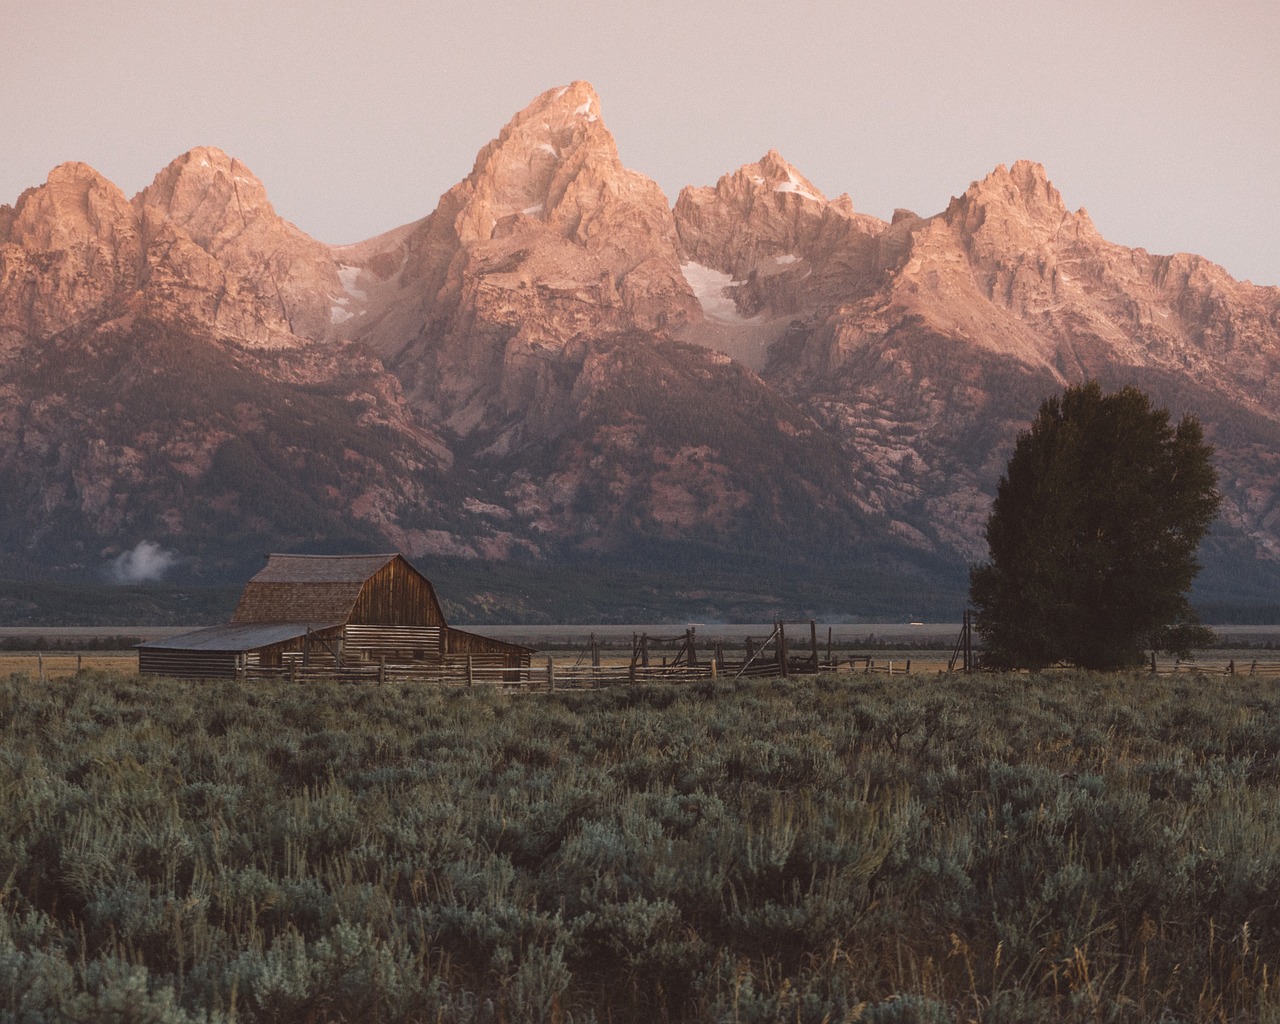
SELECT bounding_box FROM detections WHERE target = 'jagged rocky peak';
[0,162,143,342]
[452,80,655,246]
[672,150,885,329]
[695,149,837,206]
[752,149,831,202]
[3,161,137,251]
[674,149,878,274]
[126,146,343,349]
[419,80,696,332]
[944,160,1098,248]
[137,147,282,250]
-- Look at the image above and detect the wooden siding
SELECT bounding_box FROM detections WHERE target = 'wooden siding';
[139,649,248,680]
[447,627,533,668]
[343,625,443,661]
[348,557,446,627]
[138,625,345,679]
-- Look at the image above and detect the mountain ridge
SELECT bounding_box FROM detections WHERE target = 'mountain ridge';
[2,81,1278,615]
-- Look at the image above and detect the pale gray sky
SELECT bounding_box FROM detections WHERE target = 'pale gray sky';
[6,0,1278,285]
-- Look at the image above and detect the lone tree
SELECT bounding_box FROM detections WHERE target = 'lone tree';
[970,381,1220,670]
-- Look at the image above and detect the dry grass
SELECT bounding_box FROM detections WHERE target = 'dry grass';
[0,651,137,679]
[6,669,1280,1020]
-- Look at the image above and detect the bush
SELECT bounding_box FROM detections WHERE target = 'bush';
[2,672,1280,1021]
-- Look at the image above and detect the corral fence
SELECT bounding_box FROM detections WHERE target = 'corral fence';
[1151,657,1280,677]
[233,620,928,689]
[241,660,718,690]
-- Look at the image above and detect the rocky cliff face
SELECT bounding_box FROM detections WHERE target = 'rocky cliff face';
[1,83,1278,611]
[0,148,343,352]
[0,163,141,348]
[674,157,1280,576]
[380,82,702,439]
[135,148,343,348]
[675,149,885,316]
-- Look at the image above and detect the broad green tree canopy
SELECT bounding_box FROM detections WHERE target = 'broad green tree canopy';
[970,382,1220,670]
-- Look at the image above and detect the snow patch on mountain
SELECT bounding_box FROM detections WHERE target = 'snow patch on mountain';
[337,265,367,301]
[774,167,822,202]
[680,261,759,322]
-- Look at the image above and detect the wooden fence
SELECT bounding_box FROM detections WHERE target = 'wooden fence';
[1152,657,1280,677]
[235,651,926,689]
[239,658,759,690]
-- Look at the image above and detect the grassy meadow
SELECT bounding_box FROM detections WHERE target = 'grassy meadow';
[3,669,1280,1022]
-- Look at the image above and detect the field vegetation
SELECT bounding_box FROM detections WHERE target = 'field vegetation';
[3,670,1280,1022]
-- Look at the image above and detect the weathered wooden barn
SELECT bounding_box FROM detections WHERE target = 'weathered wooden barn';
[137,553,533,680]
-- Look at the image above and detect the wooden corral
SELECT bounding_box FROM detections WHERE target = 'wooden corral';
[138,553,532,680]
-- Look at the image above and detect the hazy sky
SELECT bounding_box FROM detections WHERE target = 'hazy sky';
[7,1,1279,285]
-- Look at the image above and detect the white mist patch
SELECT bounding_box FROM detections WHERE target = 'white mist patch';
[109,541,178,584]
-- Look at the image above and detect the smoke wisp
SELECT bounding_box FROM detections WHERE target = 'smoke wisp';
[109,540,178,584]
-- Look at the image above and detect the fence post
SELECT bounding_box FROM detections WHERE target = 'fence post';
[379,656,387,685]
[466,656,474,688]
[289,660,297,685]
[37,652,44,683]
[547,656,555,692]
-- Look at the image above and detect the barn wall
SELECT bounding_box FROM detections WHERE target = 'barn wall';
[349,557,446,627]
[446,628,533,669]
[343,625,444,661]
[138,649,243,680]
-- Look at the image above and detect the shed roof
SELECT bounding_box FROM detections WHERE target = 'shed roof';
[448,627,536,656]
[137,622,343,652]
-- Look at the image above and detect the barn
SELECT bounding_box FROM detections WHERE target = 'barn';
[137,553,533,680]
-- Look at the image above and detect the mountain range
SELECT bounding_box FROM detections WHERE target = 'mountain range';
[3,81,1278,620]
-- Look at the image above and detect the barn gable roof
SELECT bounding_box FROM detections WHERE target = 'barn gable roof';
[231,553,409,624]
[245,553,400,584]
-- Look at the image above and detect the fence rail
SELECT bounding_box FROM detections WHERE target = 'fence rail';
[1151,658,1280,677]
[237,659,782,689]
[234,652,936,689]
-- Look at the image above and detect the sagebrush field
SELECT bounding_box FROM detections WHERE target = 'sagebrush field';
[3,670,1280,1022]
